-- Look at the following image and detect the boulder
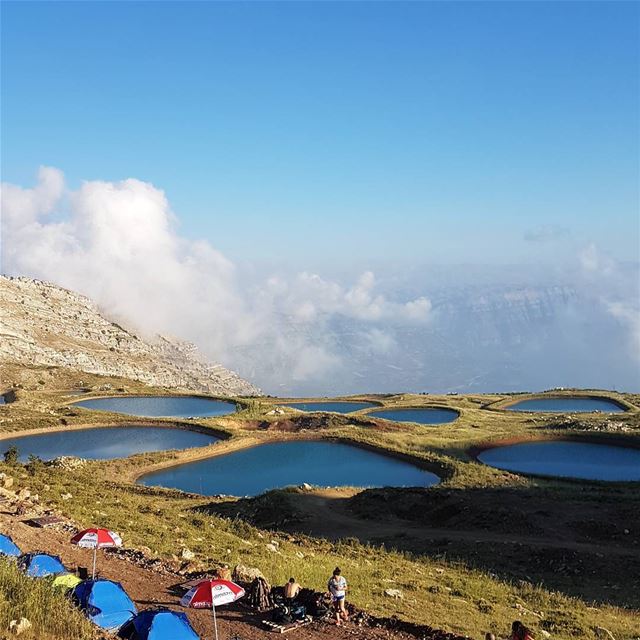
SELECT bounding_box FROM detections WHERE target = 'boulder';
[233,564,265,583]
[9,618,32,635]
[180,548,195,561]
[0,473,14,489]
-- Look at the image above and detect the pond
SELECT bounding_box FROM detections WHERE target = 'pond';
[368,407,459,425]
[283,401,376,413]
[503,397,625,413]
[72,396,237,418]
[138,441,439,496]
[0,426,219,462]
[477,441,640,482]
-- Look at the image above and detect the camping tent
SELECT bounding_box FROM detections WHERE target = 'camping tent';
[0,533,21,557]
[18,552,67,577]
[118,609,200,640]
[51,572,83,592]
[72,579,137,632]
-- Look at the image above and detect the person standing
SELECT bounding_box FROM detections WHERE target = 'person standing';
[328,567,348,625]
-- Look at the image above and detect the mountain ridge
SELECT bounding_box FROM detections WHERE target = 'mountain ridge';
[0,275,260,396]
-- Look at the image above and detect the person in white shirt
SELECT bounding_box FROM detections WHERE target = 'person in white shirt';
[327,566,348,625]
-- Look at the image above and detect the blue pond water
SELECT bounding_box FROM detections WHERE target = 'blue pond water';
[138,441,438,496]
[504,397,625,413]
[73,396,237,418]
[368,408,459,425]
[283,401,376,413]
[0,426,218,462]
[478,441,640,481]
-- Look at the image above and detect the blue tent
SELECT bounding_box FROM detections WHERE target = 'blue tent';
[72,579,137,632]
[18,552,67,577]
[119,609,200,640]
[0,533,21,557]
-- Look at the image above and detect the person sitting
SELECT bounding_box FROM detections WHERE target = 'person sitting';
[327,567,348,626]
[283,577,301,605]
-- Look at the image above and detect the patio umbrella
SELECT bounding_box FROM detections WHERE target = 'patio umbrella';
[70,528,122,579]
[180,579,245,640]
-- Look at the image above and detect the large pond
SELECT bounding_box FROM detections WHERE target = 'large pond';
[0,426,218,462]
[138,441,439,496]
[283,401,376,413]
[478,441,640,481]
[72,396,237,418]
[503,397,626,413]
[368,407,459,425]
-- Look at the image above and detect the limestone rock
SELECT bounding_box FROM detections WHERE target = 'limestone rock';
[181,548,195,561]
[48,456,86,471]
[384,589,403,599]
[0,276,260,397]
[0,473,14,489]
[9,618,32,635]
[233,564,265,583]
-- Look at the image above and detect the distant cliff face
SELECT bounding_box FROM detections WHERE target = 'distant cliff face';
[0,276,260,396]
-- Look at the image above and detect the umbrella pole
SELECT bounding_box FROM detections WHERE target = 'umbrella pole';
[92,546,97,580]
[210,582,219,640]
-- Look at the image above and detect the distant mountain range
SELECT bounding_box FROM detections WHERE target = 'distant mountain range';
[0,276,260,396]
[231,281,637,396]
[1,275,636,398]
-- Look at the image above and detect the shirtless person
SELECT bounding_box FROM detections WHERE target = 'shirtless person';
[284,577,301,605]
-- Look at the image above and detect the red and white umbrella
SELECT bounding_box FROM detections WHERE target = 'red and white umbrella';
[70,528,122,578]
[181,579,244,640]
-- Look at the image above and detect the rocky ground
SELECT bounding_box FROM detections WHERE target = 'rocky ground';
[0,478,467,640]
[0,276,259,397]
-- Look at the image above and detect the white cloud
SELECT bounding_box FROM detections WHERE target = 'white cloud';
[523,225,570,243]
[579,242,615,275]
[606,302,640,359]
[0,167,432,390]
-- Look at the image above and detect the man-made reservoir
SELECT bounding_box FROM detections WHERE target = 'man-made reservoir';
[503,397,626,413]
[0,426,218,462]
[72,396,237,418]
[478,441,640,481]
[368,407,459,425]
[138,441,438,496]
[283,401,376,413]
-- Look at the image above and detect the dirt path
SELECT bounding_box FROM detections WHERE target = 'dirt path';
[0,512,415,640]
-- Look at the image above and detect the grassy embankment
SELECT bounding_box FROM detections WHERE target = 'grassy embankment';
[0,559,94,640]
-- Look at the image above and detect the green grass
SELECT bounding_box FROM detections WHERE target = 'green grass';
[0,559,94,640]
[6,461,639,640]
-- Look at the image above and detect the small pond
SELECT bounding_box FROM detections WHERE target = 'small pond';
[72,396,237,418]
[0,426,218,462]
[138,441,439,496]
[283,401,376,413]
[368,407,458,425]
[503,397,625,413]
[478,441,640,482]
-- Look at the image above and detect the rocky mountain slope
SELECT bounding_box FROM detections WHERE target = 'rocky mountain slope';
[0,276,260,396]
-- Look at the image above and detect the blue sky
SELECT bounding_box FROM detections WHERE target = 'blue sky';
[2,0,638,266]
